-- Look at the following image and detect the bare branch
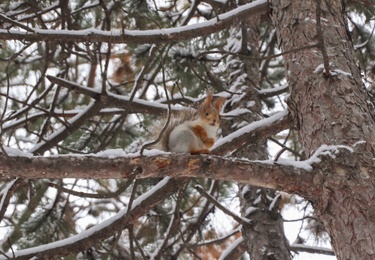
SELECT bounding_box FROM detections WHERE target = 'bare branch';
[195,185,250,226]
[258,84,289,99]
[0,179,24,222]
[0,13,35,33]
[46,75,101,99]
[290,243,335,256]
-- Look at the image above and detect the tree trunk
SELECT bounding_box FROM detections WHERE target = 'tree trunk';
[224,2,291,258]
[270,0,375,259]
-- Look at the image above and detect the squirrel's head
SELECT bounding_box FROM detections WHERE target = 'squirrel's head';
[199,92,226,127]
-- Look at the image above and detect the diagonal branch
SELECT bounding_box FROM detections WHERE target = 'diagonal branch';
[46,75,173,115]
[0,177,186,260]
[0,1,268,44]
[213,110,292,155]
[47,76,292,155]
[29,100,103,155]
[195,185,250,226]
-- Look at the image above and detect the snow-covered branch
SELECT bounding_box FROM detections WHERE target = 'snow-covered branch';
[0,144,362,197]
[46,75,174,115]
[29,101,103,155]
[0,1,268,44]
[0,149,319,198]
[0,177,184,260]
[0,145,362,258]
[213,110,292,155]
[290,243,335,256]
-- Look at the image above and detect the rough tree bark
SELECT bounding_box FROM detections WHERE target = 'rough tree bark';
[270,0,375,259]
[1,0,375,259]
[223,1,291,258]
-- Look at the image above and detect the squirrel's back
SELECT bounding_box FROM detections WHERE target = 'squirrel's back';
[151,91,225,154]
[152,109,199,152]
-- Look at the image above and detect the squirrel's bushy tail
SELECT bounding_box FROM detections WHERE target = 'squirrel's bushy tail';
[151,109,198,151]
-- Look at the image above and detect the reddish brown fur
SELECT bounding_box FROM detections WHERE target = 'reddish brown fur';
[192,125,215,148]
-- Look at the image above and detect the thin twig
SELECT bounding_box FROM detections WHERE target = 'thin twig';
[197,43,319,62]
[195,185,250,226]
[0,13,35,32]
[283,215,319,222]
[290,243,335,256]
[269,136,302,160]
[48,171,136,199]
[152,189,184,258]
[140,51,172,155]
[8,239,15,259]
[195,228,240,247]
[132,227,148,259]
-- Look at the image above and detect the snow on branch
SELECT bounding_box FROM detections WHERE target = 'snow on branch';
[290,243,335,256]
[219,236,246,260]
[0,143,361,197]
[0,177,184,259]
[0,0,268,44]
[0,149,318,198]
[2,108,135,133]
[0,144,360,258]
[213,110,291,155]
[29,101,103,155]
[47,75,181,115]
[43,77,290,156]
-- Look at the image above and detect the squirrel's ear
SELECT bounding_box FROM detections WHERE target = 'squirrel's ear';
[203,91,213,108]
[214,97,226,111]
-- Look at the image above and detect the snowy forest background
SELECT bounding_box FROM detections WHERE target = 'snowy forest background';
[0,0,374,259]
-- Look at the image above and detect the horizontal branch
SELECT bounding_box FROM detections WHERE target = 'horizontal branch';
[290,243,335,256]
[0,1,268,44]
[0,146,359,259]
[0,151,318,198]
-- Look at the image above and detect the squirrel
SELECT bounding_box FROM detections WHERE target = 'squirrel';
[154,91,226,154]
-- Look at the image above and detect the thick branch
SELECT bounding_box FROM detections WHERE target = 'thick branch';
[0,152,317,198]
[0,1,268,44]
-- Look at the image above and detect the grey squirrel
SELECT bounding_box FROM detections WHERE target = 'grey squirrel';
[154,91,226,154]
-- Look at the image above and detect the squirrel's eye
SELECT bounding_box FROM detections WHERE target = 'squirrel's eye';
[205,112,209,116]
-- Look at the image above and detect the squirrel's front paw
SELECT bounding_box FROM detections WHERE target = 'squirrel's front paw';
[190,149,211,155]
